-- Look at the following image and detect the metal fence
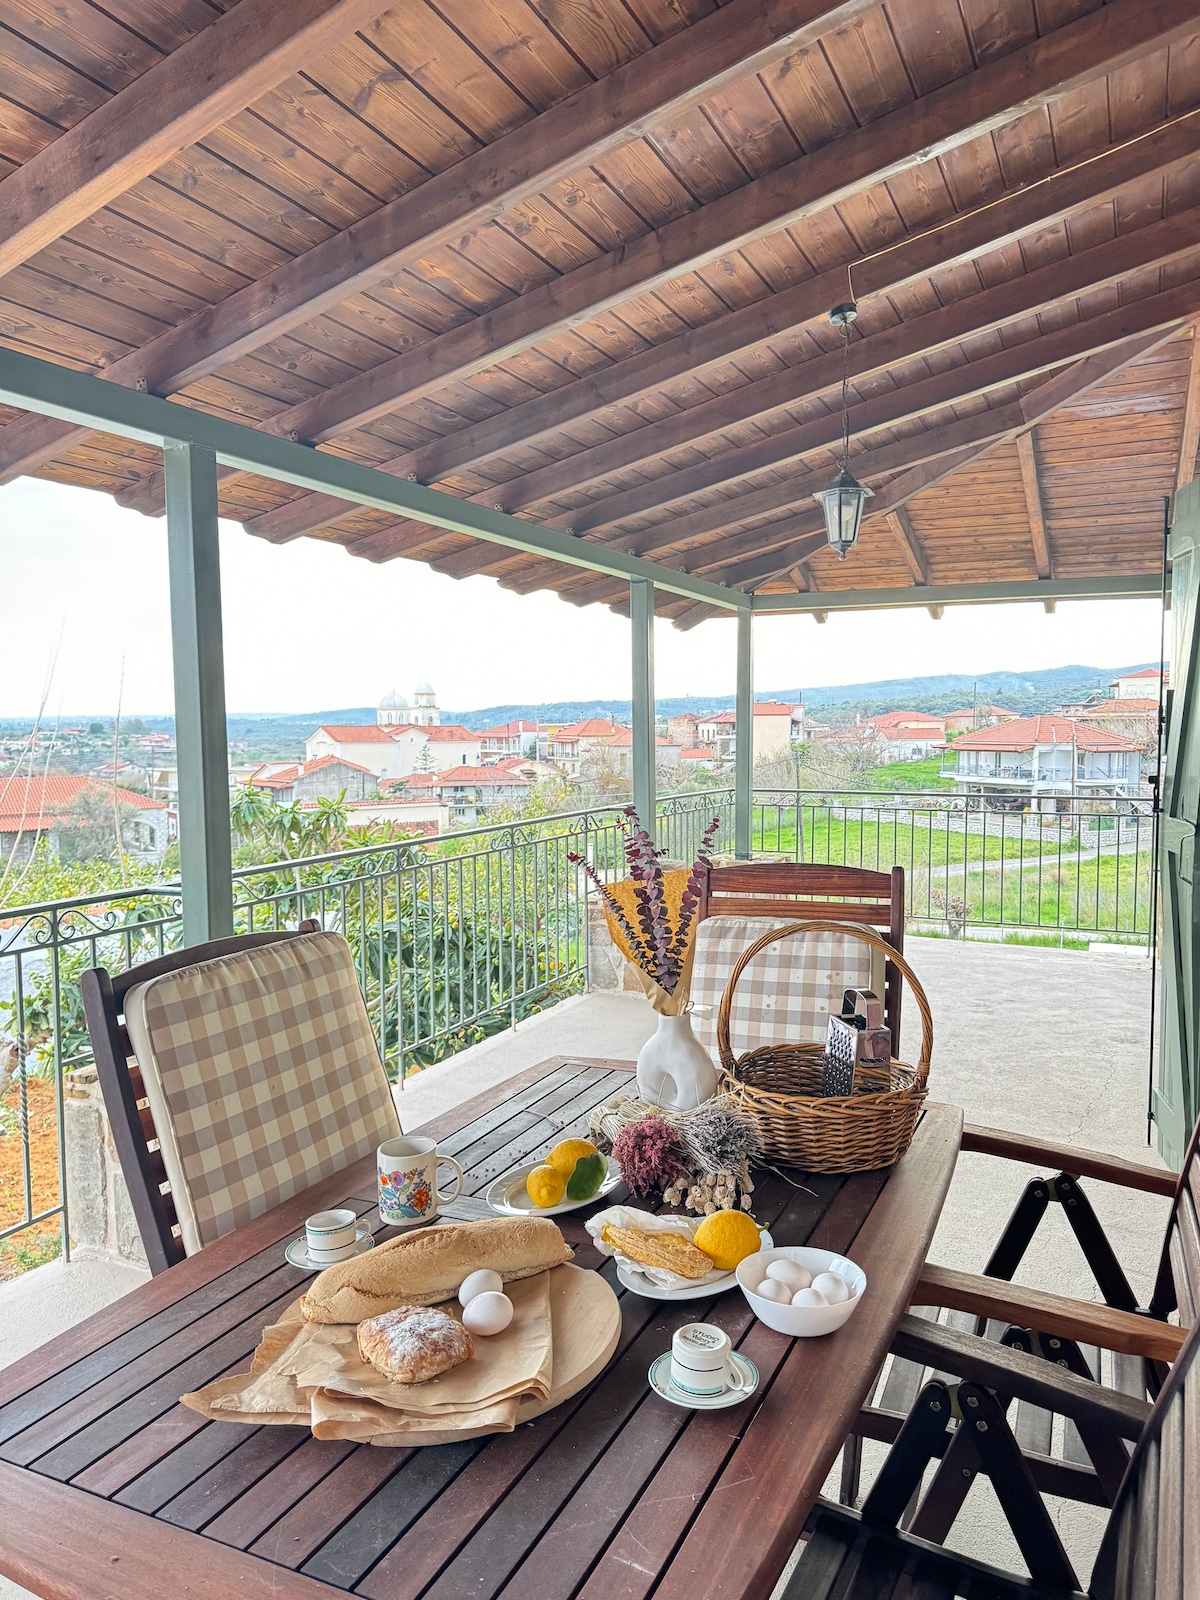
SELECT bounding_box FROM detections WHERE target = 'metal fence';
[753,789,1154,944]
[0,783,1152,1266]
[0,792,732,1265]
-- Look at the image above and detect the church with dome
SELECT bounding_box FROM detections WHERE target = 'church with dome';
[377,684,439,728]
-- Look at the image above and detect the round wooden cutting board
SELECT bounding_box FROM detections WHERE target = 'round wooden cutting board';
[367,1264,621,1447]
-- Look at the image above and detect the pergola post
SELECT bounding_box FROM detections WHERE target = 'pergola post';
[630,578,656,839]
[735,607,754,859]
[164,440,234,944]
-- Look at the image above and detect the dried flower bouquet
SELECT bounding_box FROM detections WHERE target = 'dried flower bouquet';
[569,806,719,1015]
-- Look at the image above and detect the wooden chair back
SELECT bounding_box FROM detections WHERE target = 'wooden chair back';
[697,864,905,1052]
[80,922,320,1275]
[1090,1316,1198,1600]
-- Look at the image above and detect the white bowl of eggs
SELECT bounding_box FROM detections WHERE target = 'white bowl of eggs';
[735,1246,865,1337]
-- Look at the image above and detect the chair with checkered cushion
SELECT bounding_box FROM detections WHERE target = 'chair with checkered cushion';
[81,927,400,1273]
[688,864,905,1063]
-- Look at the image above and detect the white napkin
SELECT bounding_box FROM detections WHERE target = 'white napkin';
[586,1205,733,1290]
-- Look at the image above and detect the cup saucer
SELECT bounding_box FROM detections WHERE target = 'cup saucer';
[285,1225,374,1273]
[647,1350,759,1410]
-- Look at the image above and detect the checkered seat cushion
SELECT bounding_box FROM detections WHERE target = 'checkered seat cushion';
[689,916,879,1063]
[124,931,400,1255]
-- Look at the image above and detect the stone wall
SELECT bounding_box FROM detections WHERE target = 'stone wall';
[64,1066,147,1265]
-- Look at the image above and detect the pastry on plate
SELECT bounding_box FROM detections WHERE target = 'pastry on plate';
[600,1223,713,1279]
[357,1305,475,1384]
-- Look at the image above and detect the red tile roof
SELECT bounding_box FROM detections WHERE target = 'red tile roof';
[313,724,398,743]
[952,715,1139,752]
[422,724,480,741]
[869,711,945,732]
[0,775,167,831]
[946,706,1019,719]
[603,729,673,747]
[680,747,714,759]
[301,754,375,776]
[752,701,796,715]
[553,718,621,739]
[1117,668,1162,679]
[1075,699,1159,715]
[431,766,531,785]
[478,720,539,737]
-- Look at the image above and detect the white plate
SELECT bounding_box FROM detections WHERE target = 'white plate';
[285,1225,374,1273]
[648,1350,759,1410]
[485,1159,623,1217]
[615,1229,774,1300]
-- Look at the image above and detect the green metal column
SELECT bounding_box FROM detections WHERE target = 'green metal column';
[164,440,234,944]
[735,607,753,858]
[630,578,656,838]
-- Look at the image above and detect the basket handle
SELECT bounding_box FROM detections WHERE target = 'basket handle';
[715,919,933,1081]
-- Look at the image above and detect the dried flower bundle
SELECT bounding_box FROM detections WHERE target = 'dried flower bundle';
[590,1094,761,1216]
[568,807,719,998]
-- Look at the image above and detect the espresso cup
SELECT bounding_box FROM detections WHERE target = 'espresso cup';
[378,1135,464,1227]
[306,1208,358,1262]
[669,1322,749,1398]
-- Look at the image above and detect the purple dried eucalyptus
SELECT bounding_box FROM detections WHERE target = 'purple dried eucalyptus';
[568,807,720,996]
[610,1114,688,1198]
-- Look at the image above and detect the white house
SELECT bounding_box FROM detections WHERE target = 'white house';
[396,765,532,825]
[695,702,803,763]
[305,723,405,780]
[952,715,1142,805]
[478,720,540,761]
[1110,667,1163,700]
[0,776,174,863]
[864,711,946,762]
[547,719,623,777]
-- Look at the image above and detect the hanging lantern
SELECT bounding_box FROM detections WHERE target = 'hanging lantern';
[813,302,872,559]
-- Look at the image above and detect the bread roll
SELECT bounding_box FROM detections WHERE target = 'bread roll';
[357,1305,474,1384]
[301,1216,572,1324]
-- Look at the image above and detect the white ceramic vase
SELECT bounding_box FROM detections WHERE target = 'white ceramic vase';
[636,1011,718,1111]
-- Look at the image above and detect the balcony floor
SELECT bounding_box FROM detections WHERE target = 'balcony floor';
[0,938,1168,1599]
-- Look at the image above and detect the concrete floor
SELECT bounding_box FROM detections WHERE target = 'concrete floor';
[0,938,1167,1598]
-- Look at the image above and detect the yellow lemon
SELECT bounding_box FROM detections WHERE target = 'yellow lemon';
[545,1138,598,1178]
[692,1209,761,1272]
[525,1163,567,1208]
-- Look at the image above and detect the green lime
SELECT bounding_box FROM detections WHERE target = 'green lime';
[565,1150,607,1201]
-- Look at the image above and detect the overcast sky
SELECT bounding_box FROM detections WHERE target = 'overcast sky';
[2,476,1167,718]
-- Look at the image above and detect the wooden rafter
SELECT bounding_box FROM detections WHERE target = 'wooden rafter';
[0,0,876,486]
[888,509,930,586]
[467,285,1199,602]
[1016,432,1054,580]
[242,111,1200,548]
[85,0,1200,518]
[0,0,403,283]
[1177,330,1200,492]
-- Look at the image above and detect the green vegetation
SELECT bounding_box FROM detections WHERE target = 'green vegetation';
[861,756,955,790]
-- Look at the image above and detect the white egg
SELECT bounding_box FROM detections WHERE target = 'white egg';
[764,1259,812,1293]
[790,1286,828,1308]
[753,1278,793,1304]
[811,1271,851,1305]
[459,1269,504,1307]
[461,1291,513,1337]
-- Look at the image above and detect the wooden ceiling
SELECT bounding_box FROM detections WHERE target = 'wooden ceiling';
[1,0,1199,626]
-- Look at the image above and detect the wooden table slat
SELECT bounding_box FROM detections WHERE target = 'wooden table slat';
[158,1424,312,1530]
[116,1418,263,1514]
[204,1437,359,1551]
[248,1445,412,1570]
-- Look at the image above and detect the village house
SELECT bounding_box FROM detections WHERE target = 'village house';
[942,705,1021,735]
[245,755,377,804]
[696,702,803,762]
[478,720,540,762]
[0,775,174,863]
[389,765,532,825]
[546,718,624,777]
[865,710,947,761]
[599,727,682,775]
[952,715,1142,806]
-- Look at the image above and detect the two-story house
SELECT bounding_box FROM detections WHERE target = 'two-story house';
[865,711,946,761]
[547,719,623,777]
[952,715,1142,806]
[695,703,804,762]
[478,720,540,762]
[943,705,1020,735]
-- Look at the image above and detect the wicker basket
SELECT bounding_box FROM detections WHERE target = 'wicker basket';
[716,919,932,1174]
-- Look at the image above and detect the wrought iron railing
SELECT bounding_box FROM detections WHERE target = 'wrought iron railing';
[0,784,1151,1266]
[752,789,1153,944]
[0,792,733,1265]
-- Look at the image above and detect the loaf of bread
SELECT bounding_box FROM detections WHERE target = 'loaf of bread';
[301,1216,572,1324]
[357,1305,474,1384]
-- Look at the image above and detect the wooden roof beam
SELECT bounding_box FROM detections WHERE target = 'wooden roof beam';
[0,0,876,485]
[0,0,403,284]
[102,0,1200,518]
[1016,432,1054,580]
[927,606,945,620]
[888,509,931,587]
[242,109,1200,547]
[1176,330,1200,493]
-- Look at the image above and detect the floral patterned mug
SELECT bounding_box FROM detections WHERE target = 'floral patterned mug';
[378,1134,464,1228]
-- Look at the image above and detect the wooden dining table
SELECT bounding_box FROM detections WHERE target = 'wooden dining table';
[0,1056,962,1600]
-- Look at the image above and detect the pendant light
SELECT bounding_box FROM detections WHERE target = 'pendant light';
[813,302,872,559]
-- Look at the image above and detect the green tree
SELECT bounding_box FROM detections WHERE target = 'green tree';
[56,785,137,865]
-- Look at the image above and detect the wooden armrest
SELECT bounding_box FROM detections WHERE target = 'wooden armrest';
[960,1124,1178,1197]
[913,1264,1186,1363]
[889,1314,1151,1440]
